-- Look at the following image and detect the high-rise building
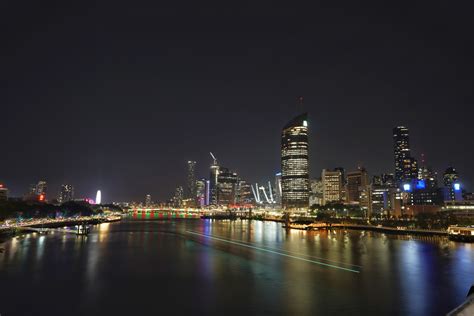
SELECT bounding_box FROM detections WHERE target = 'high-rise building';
[281,113,310,210]
[380,173,396,187]
[393,126,418,185]
[25,180,47,202]
[173,186,184,208]
[186,161,197,203]
[236,180,252,205]
[32,181,47,195]
[274,172,282,206]
[346,167,369,203]
[321,169,342,205]
[309,178,323,206]
[58,184,74,204]
[217,168,238,206]
[145,194,152,207]
[196,179,206,207]
[0,183,8,201]
[209,155,220,206]
[443,167,462,201]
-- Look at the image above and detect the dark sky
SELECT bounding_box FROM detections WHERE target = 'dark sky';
[2,0,473,202]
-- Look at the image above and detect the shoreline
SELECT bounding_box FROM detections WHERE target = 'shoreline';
[0,215,122,244]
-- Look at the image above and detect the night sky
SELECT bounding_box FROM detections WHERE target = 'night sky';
[2,1,473,202]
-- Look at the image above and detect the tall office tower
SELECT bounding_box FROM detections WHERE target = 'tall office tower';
[372,175,382,186]
[0,183,8,201]
[35,181,47,195]
[209,155,220,206]
[309,178,323,206]
[346,167,369,203]
[334,167,346,185]
[186,161,197,201]
[281,113,310,210]
[236,180,252,205]
[321,169,342,205]
[393,126,418,185]
[443,167,459,186]
[381,173,396,187]
[274,172,282,206]
[173,186,184,207]
[196,179,206,207]
[204,180,210,206]
[443,167,462,201]
[217,168,238,206]
[58,184,74,204]
[145,194,152,207]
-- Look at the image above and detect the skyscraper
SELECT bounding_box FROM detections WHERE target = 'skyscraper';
[393,126,418,185]
[186,161,197,203]
[281,113,310,210]
[33,181,47,195]
[346,167,369,203]
[443,167,462,201]
[173,186,184,207]
[236,179,252,205]
[274,172,282,206]
[217,168,238,206]
[58,184,74,204]
[209,154,220,206]
[145,194,152,207]
[322,169,342,205]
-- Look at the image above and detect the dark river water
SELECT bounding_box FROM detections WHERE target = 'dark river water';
[1,219,473,315]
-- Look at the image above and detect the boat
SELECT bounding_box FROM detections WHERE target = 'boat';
[447,226,474,242]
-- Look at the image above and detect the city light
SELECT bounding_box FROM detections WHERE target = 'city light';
[454,183,461,191]
[416,180,426,189]
[403,183,411,192]
[96,190,102,205]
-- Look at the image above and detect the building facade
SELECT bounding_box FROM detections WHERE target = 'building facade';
[281,113,310,210]
[217,168,238,206]
[321,169,342,205]
[186,161,197,205]
[393,126,418,185]
[58,184,74,204]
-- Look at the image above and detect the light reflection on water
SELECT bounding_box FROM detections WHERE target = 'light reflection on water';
[0,220,473,315]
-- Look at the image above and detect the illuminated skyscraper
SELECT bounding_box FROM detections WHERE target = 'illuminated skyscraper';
[393,126,418,185]
[58,184,74,204]
[322,169,342,205]
[34,181,47,195]
[443,167,462,201]
[186,161,197,203]
[196,179,206,207]
[281,113,310,210]
[346,168,369,203]
[209,154,220,206]
[274,172,282,206]
[145,194,152,207]
[217,168,238,205]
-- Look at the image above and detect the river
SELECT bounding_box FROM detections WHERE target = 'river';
[1,219,473,315]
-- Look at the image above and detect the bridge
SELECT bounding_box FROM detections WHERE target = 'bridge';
[16,224,91,236]
[129,208,202,219]
[128,207,261,219]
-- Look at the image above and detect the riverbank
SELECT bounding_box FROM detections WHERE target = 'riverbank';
[0,215,122,244]
[283,222,449,236]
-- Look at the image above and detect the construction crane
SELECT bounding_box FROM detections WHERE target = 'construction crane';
[210,152,218,165]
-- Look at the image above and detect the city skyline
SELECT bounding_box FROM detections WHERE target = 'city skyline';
[2,1,474,201]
